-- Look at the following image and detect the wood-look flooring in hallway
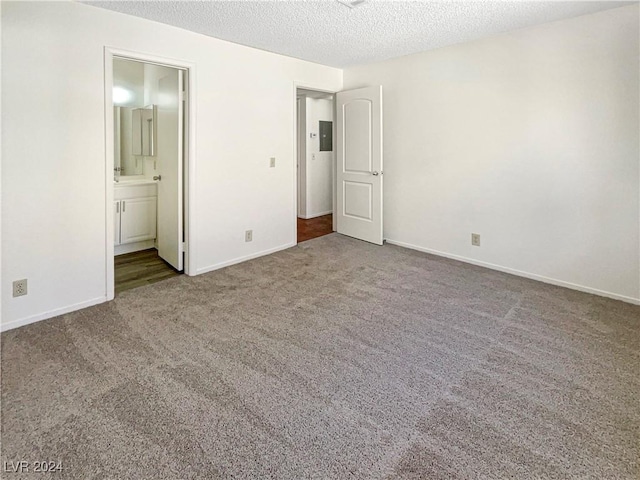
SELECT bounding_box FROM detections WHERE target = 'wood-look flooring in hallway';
[297,214,333,243]
[115,249,181,294]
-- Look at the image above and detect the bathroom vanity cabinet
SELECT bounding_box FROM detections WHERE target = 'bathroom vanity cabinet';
[114,182,157,255]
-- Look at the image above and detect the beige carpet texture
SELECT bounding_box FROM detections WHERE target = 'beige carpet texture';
[1,234,639,479]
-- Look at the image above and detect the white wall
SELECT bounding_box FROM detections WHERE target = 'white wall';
[113,58,144,107]
[1,1,342,329]
[344,5,639,303]
[302,97,334,219]
[143,63,175,107]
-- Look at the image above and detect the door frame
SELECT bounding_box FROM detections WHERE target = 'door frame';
[296,97,302,218]
[104,47,197,300]
[292,82,338,243]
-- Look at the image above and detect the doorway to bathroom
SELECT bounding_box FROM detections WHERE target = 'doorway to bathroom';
[105,49,194,298]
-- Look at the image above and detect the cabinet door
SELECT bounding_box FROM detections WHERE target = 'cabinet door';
[120,197,157,245]
[114,201,121,246]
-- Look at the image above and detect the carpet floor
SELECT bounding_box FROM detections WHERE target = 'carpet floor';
[1,234,639,479]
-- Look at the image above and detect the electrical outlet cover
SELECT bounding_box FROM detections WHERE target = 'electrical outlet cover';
[13,279,28,297]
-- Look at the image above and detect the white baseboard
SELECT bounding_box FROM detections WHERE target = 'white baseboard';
[298,211,332,220]
[1,296,108,333]
[6,239,633,333]
[385,239,640,305]
[196,242,296,275]
[115,240,155,256]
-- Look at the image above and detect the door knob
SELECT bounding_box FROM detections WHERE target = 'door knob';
[153,175,162,181]
[372,171,379,176]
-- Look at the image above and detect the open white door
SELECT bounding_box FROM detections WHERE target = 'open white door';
[336,85,383,245]
[156,69,184,271]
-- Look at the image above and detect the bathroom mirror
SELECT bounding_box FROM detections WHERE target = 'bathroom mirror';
[113,104,156,179]
[132,105,156,157]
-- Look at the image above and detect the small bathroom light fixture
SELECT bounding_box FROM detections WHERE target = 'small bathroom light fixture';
[337,0,367,9]
[112,86,133,105]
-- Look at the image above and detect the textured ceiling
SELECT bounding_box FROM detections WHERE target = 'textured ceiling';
[85,1,634,68]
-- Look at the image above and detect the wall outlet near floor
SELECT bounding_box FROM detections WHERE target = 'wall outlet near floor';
[471,233,481,247]
[13,279,28,297]
[270,157,276,168]
[245,230,253,242]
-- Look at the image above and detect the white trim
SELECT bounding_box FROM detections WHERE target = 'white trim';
[296,98,302,218]
[184,67,197,277]
[1,1,4,325]
[115,241,156,256]
[385,239,640,305]
[196,242,296,275]
[1,296,108,333]
[104,47,198,299]
[298,211,333,220]
[104,51,115,301]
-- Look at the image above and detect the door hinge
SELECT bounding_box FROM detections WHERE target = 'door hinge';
[180,241,186,252]
[179,91,186,101]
